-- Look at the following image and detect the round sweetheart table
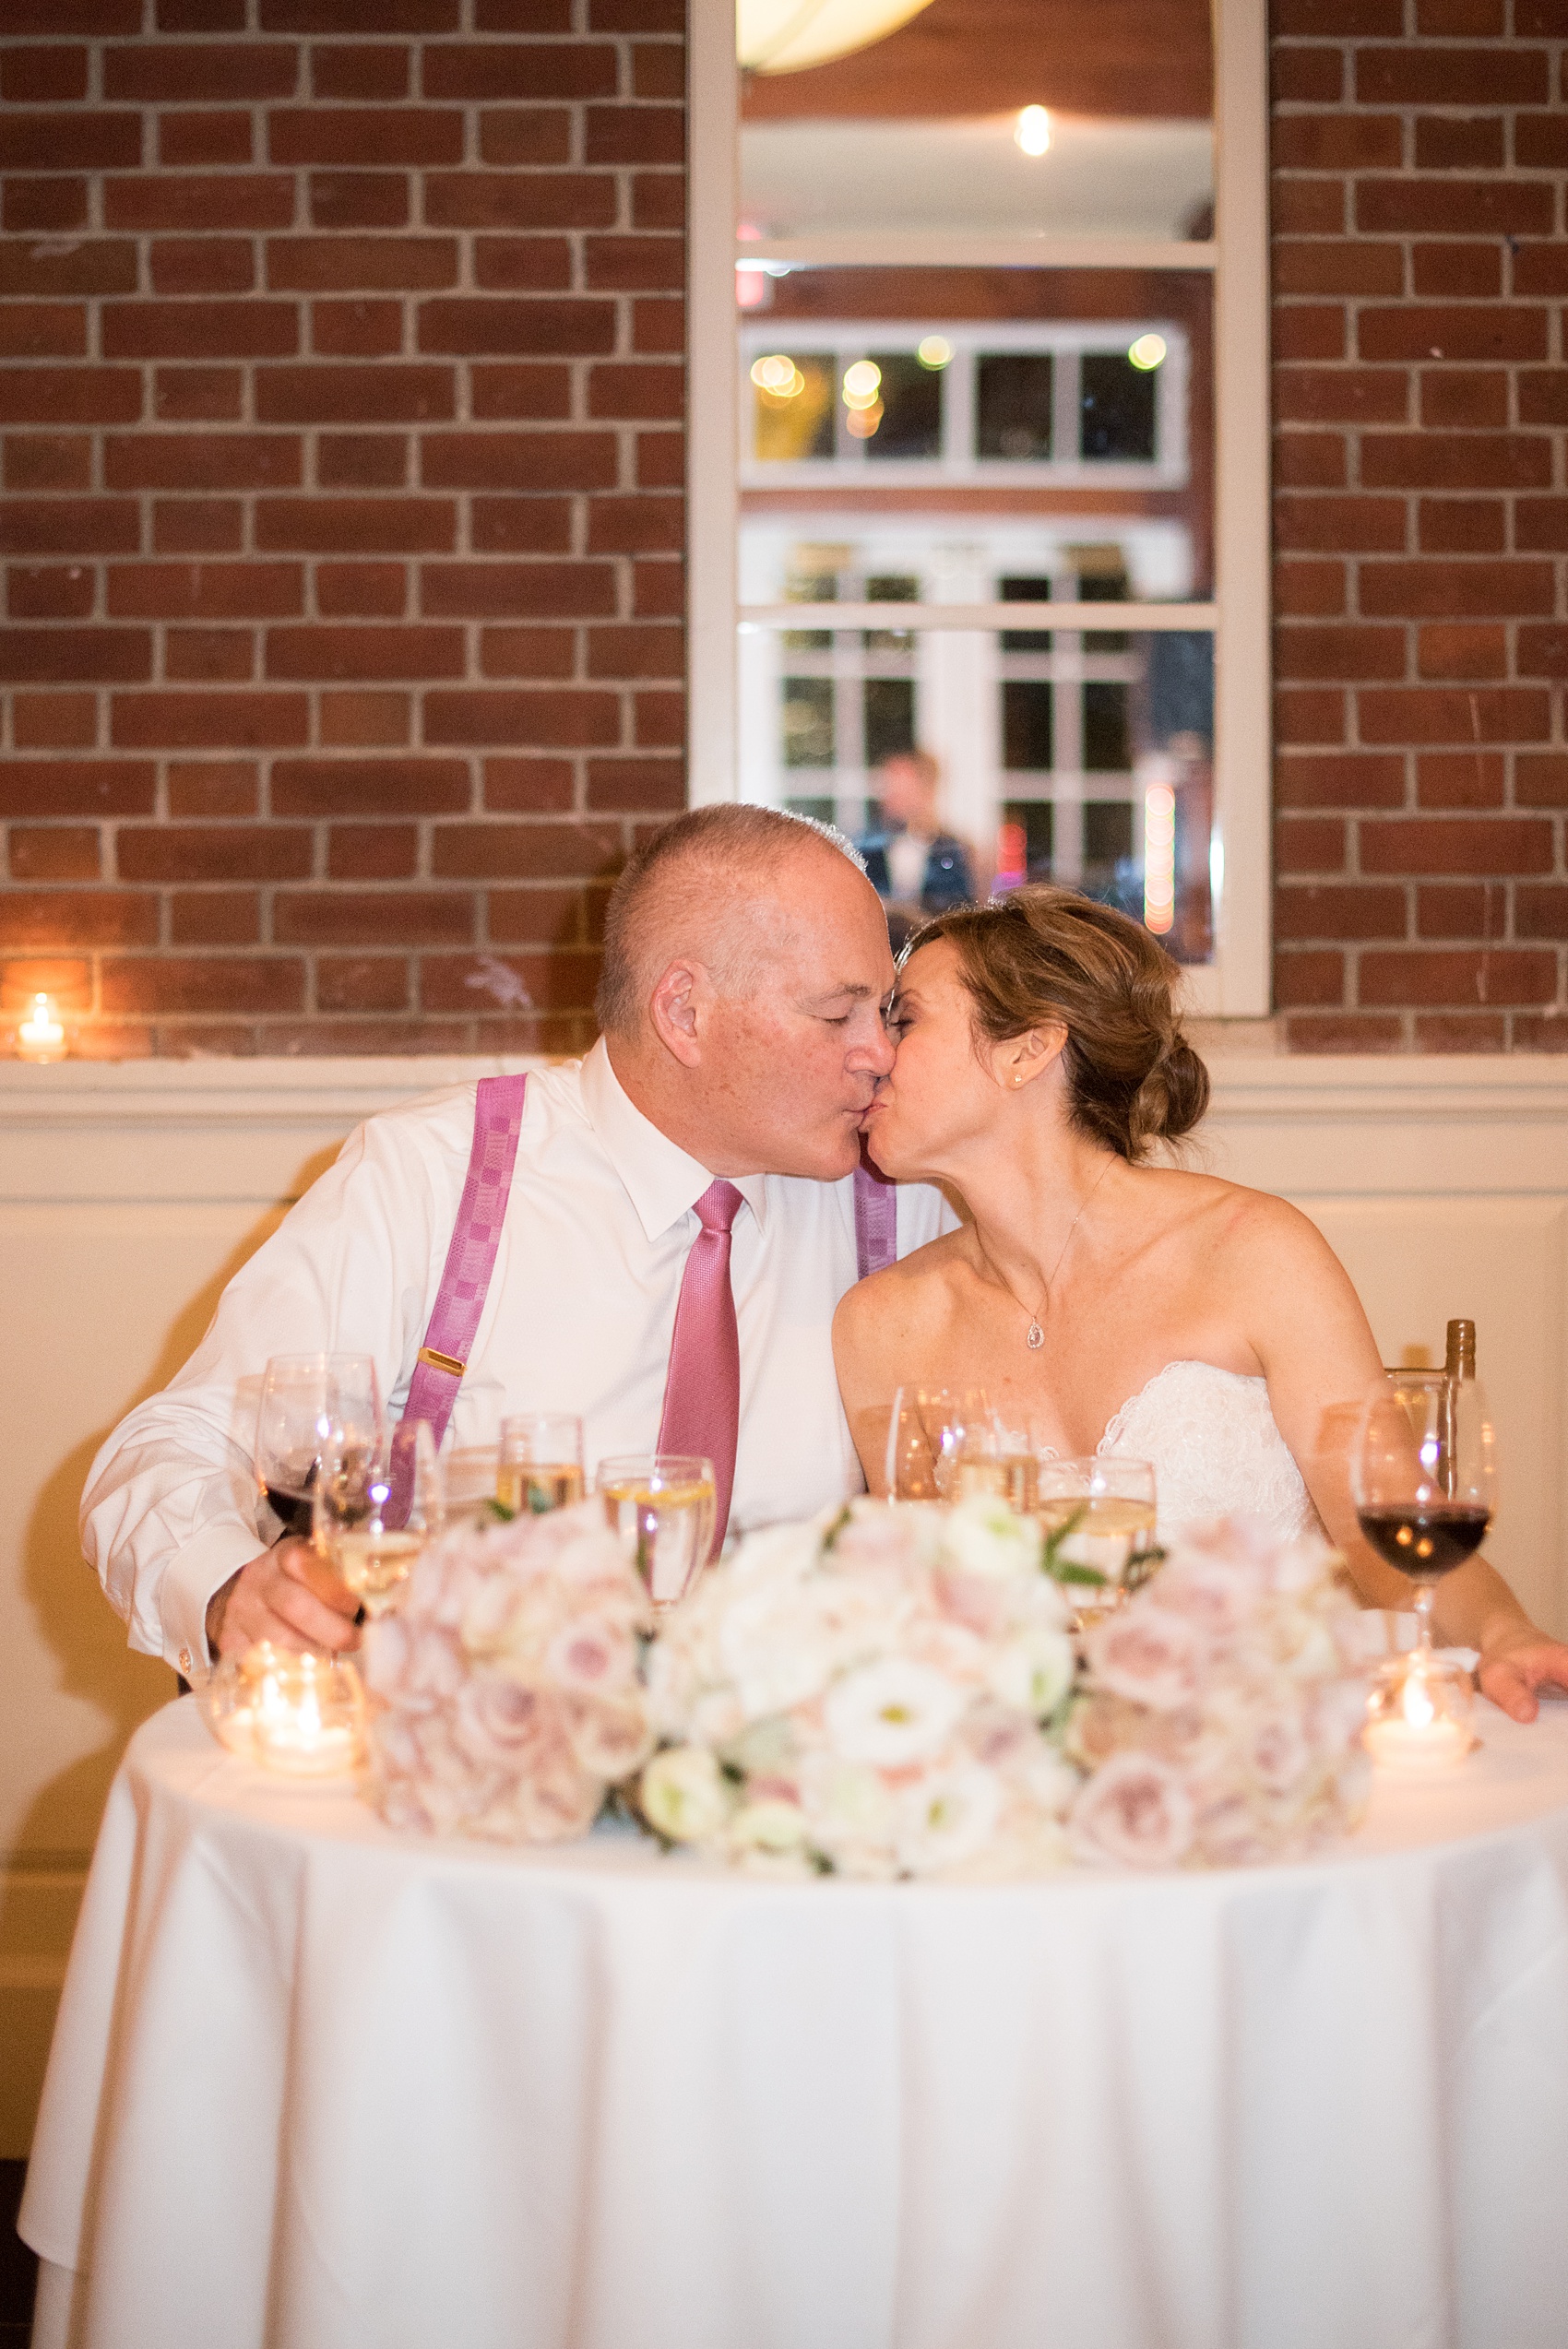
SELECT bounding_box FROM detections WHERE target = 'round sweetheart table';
[20,1694,1568,2349]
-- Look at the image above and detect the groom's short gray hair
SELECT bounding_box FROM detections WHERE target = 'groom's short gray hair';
[595,804,867,1039]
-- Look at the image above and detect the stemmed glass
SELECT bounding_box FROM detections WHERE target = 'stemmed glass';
[255,1353,383,1539]
[885,1386,995,1501]
[1034,1455,1159,1621]
[1353,1369,1496,1667]
[315,1419,442,1621]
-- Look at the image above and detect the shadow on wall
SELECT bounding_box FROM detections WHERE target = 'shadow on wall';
[1,1144,343,2009]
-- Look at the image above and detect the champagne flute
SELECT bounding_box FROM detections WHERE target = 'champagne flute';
[256,1353,383,1538]
[1353,1370,1495,1666]
[597,1453,716,1608]
[498,1412,585,1514]
[885,1386,998,1502]
[315,1419,441,1620]
[1035,1455,1159,1619]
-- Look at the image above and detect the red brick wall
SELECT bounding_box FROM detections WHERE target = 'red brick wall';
[4,6,1566,1055]
[0,0,683,1056]
[1272,0,1568,1050]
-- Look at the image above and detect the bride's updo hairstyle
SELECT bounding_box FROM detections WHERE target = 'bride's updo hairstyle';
[908,885,1209,1161]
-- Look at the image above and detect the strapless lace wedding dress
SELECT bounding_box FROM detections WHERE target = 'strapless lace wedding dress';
[1064,1359,1317,1542]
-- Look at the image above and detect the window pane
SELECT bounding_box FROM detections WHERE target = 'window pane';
[1084,681,1131,770]
[781,676,834,765]
[1080,353,1158,462]
[1072,544,1131,651]
[742,621,1213,961]
[752,351,835,461]
[1001,800,1054,884]
[862,351,943,459]
[1004,681,1054,770]
[865,676,917,766]
[783,553,837,649]
[1001,574,1052,653]
[977,353,1053,462]
[864,572,920,651]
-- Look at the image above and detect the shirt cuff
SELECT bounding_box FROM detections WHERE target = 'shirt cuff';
[160,1522,267,1677]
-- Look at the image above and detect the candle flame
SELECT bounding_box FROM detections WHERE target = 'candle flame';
[17,991,67,1062]
[1401,1670,1436,1728]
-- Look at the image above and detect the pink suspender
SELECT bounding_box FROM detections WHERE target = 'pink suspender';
[853,1151,897,1279]
[391,1074,894,1517]
[387,1074,529,1522]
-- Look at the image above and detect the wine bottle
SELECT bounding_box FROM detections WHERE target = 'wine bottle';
[1440,1319,1475,1500]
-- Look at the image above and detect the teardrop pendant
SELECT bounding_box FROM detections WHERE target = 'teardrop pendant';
[1026,1321,1045,1350]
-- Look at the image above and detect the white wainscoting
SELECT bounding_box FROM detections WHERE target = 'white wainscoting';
[2,1049,1565,2152]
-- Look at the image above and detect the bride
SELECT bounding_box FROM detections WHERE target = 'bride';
[834,884,1568,1726]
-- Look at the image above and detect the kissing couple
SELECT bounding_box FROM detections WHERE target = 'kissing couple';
[85,803,1568,1722]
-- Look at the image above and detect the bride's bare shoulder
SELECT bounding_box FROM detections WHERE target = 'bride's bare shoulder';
[1151,1165,1350,1284]
[833,1228,968,1352]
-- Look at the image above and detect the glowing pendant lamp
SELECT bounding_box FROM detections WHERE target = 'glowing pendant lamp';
[738,0,937,75]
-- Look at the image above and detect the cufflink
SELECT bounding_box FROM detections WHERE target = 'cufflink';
[179,1647,193,1675]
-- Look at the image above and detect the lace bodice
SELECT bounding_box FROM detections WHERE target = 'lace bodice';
[1091,1360,1316,1542]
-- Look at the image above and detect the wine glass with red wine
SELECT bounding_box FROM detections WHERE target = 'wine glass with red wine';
[255,1354,384,1539]
[1353,1368,1496,1661]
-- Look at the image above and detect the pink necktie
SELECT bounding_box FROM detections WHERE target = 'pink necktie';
[658,1179,743,1558]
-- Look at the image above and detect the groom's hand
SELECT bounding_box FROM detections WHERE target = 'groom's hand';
[1477,1628,1568,1724]
[206,1538,362,1660]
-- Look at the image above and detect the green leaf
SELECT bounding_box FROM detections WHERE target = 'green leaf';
[1039,1504,1106,1586]
[484,1497,516,1524]
[820,1503,853,1554]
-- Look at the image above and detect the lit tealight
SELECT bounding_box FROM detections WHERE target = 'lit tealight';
[1362,1656,1475,1772]
[916,335,953,371]
[1015,104,1051,157]
[17,992,66,1064]
[1128,333,1168,372]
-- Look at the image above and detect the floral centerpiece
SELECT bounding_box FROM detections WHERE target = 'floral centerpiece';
[1065,1517,1372,1868]
[636,1495,1082,1879]
[362,1501,655,1841]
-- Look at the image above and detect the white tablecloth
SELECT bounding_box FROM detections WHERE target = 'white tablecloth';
[20,1696,1568,2349]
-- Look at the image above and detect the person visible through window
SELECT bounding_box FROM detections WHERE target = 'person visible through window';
[859,751,986,944]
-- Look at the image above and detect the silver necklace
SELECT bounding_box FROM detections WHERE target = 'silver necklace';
[984,1157,1112,1349]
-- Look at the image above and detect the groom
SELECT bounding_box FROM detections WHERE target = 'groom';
[81,806,956,1673]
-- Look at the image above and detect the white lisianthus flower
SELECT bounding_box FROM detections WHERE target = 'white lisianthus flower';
[824,1658,967,1767]
[639,1745,733,1843]
[798,1752,895,1853]
[895,1763,1004,1874]
[726,1797,809,1858]
[987,1624,1076,1720]
[943,1492,1043,1580]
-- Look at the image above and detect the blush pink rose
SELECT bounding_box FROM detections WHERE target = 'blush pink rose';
[1085,1606,1203,1713]
[1070,1750,1195,1869]
[451,1670,538,1772]
[547,1615,635,1693]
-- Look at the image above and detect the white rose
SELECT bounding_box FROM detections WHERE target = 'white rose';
[639,1745,733,1843]
[986,1625,1076,1720]
[943,1494,1043,1581]
[824,1657,968,1767]
[718,1584,837,1716]
[894,1763,1004,1875]
[729,1519,826,1585]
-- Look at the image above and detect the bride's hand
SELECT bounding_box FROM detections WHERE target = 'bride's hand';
[1476,1626,1568,1724]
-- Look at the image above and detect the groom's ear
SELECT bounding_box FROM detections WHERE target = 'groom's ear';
[648,958,711,1067]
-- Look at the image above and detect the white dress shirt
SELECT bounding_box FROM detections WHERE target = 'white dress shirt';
[80,1040,956,1671]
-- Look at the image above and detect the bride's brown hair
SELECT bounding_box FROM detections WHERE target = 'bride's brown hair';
[906,885,1209,1161]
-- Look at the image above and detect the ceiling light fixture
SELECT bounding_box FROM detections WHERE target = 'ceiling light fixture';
[738,0,936,76]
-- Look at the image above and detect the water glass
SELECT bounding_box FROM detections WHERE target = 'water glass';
[598,1453,716,1608]
[499,1412,585,1515]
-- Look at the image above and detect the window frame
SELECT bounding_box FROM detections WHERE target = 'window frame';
[686,0,1272,1017]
